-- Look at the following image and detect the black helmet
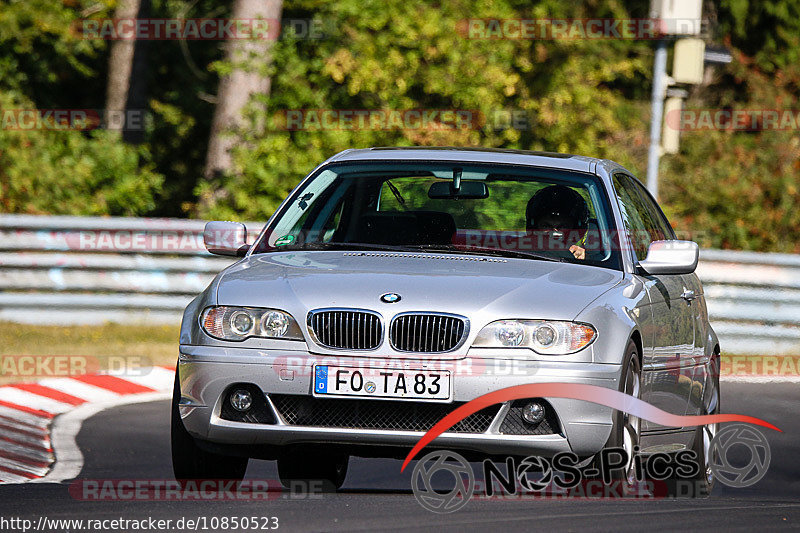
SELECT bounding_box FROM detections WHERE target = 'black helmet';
[526,185,589,232]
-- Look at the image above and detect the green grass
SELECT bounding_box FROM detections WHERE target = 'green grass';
[0,322,179,385]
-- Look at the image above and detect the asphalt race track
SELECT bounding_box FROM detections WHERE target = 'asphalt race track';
[1,382,798,532]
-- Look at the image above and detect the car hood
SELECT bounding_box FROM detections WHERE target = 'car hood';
[216,251,623,322]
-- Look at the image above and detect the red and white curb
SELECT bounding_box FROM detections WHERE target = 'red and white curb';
[0,366,174,483]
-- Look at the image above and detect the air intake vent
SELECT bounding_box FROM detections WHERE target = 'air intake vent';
[389,313,467,353]
[308,309,382,350]
[270,395,499,433]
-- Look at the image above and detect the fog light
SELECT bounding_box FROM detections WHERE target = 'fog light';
[230,389,252,412]
[521,401,545,424]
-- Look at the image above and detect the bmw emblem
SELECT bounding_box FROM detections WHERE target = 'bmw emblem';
[380,293,401,303]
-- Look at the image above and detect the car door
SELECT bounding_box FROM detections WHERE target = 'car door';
[612,173,695,431]
[627,178,708,419]
[681,272,710,417]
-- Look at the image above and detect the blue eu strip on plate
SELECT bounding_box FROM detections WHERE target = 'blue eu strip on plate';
[315,365,328,393]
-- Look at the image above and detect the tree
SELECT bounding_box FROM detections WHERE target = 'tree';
[202,0,283,203]
[105,0,149,142]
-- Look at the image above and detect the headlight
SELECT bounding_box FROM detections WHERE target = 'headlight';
[201,306,303,341]
[473,320,596,354]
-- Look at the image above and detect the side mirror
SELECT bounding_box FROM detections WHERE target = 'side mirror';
[637,240,699,275]
[204,221,250,257]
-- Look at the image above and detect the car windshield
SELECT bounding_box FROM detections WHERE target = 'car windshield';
[252,162,622,270]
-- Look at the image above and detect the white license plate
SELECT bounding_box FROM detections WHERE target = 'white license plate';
[313,365,451,401]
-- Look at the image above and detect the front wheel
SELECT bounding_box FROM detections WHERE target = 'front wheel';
[590,339,642,494]
[171,374,249,482]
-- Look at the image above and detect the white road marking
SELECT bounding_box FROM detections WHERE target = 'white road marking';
[1,425,49,448]
[105,366,174,391]
[0,388,73,415]
[0,456,49,477]
[0,405,52,428]
[37,378,121,402]
[0,470,32,483]
[0,441,53,463]
[0,416,48,434]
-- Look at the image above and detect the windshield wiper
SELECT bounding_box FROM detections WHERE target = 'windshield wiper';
[384,180,408,209]
[410,244,567,263]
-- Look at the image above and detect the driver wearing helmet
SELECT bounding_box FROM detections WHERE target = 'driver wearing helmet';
[526,185,590,260]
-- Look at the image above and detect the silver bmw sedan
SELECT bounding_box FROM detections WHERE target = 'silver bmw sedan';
[173,147,720,495]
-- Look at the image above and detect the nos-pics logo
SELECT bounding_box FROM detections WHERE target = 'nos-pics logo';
[411,423,771,513]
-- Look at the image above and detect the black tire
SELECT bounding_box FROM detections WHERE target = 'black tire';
[591,339,642,495]
[171,373,248,482]
[277,446,349,492]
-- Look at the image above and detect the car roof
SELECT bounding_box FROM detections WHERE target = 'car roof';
[326,146,626,175]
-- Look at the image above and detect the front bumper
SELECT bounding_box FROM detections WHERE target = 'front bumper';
[177,345,622,457]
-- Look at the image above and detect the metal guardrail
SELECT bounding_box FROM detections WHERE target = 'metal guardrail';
[1,215,798,355]
[0,215,251,325]
[695,250,800,355]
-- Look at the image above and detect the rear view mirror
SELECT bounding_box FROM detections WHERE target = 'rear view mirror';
[637,240,699,275]
[204,221,250,257]
[428,181,489,199]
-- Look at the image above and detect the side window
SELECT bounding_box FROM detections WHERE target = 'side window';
[612,173,669,262]
[630,179,676,241]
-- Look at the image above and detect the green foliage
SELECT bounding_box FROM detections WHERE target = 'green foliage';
[717,0,800,73]
[656,17,800,253]
[661,130,800,252]
[200,0,652,220]
[0,94,163,215]
[0,0,223,216]
[0,0,162,216]
[0,0,112,106]
[659,41,800,253]
[142,0,231,215]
